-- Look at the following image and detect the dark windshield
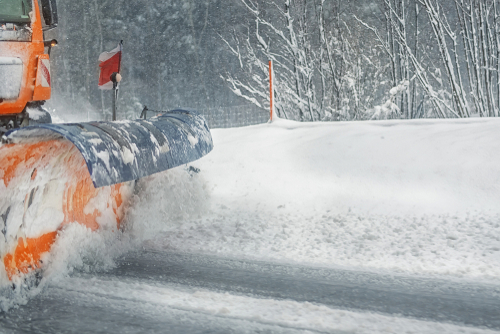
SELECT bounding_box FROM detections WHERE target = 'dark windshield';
[0,0,32,23]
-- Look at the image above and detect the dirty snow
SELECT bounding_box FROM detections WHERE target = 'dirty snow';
[25,106,46,121]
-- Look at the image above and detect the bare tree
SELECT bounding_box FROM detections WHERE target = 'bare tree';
[221,0,385,121]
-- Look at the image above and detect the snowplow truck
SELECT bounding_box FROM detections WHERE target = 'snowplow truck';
[0,0,55,130]
[0,0,213,282]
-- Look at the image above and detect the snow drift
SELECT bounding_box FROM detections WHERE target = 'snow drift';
[143,117,500,280]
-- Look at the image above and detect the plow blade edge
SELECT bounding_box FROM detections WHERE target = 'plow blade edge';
[3,109,214,188]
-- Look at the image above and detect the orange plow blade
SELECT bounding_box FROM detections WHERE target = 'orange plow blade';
[0,109,213,281]
[0,139,133,280]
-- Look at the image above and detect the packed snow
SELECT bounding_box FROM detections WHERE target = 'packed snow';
[45,276,499,334]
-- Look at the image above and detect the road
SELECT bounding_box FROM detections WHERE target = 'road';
[1,251,499,333]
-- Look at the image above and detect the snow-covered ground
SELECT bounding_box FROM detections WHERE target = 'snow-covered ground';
[131,117,500,281]
[2,116,500,333]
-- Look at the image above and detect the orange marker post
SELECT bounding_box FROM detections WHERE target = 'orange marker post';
[269,60,274,122]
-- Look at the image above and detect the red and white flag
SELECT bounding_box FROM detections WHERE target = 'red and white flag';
[98,42,122,90]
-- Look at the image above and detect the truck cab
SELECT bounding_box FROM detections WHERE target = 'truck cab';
[0,0,57,132]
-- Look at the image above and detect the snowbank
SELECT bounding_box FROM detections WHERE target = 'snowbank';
[201,117,500,216]
[139,117,500,280]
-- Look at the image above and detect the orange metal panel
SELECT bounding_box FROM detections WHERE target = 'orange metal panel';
[0,0,47,115]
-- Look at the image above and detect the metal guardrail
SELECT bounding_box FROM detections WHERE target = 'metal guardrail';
[200,104,269,129]
[139,104,269,129]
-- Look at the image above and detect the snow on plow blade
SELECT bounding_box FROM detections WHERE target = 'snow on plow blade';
[0,109,212,281]
[3,109,213,188]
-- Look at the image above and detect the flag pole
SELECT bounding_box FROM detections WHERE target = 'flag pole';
[111,41,123,121]
[110,72,122,121]
[112,82,117,121]
[104,40,123,121]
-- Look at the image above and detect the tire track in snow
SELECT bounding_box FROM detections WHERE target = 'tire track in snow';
[103,251,500,330]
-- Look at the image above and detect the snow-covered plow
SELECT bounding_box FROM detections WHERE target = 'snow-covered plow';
[0,109,213,280]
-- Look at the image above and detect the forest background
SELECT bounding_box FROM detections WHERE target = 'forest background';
[46,0,500,122]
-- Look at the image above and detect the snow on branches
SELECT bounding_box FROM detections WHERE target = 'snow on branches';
[220,0,384,121]
[223,0,500,120]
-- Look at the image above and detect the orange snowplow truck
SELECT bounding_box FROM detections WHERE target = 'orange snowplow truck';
[0,0,214,283]
[0,0,57,133]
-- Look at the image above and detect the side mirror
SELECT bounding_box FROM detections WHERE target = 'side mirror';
[40,0,58,30]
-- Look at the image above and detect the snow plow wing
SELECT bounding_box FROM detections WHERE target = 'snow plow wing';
[0,109,212,281]
[2,109,213,188]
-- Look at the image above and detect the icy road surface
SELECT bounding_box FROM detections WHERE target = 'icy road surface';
[2,117,500,332]
[1,251,500,334]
